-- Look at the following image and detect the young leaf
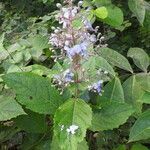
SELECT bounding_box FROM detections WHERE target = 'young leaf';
[129,110,150,142]
[128,0,146,25]
[123,75,144,114]
[101,5,124,27]
[3,72,64,114]
[98,47,133,73]
[95,7,108,19]
[0,96,26,121]
[128,48,149,72]
[136,73,150,92]
[54,99,92,150]
[91,102,134,131]
[100,77,124,103]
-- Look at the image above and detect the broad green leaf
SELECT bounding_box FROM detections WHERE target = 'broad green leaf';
[131,143,149,150]
[34,140,51,150]
[0,125,20,143]
[129,110,150,142]
[95,7,108,19]
[136,73,150,92]
[0,33,8,62]
[143,8,150,30]
[20,133,46,150]
[100,77,124,103]
[128,0,146,25]
[25,64,57,78]
[54,99,92,150]
[51,136,88,150]
[77,139,89,150]
[98,47,133,73]
[0,96,26,121]
[28,35,49,59]
[14,110,48,133]
[91,102,134,131]
[139,91,150,104]
[128,48,149,72]
[113,145,126,150]
[123,75,144,114]
[101,5,123,27]
[83,56,115,78]
[29,35,49,50]
[3,72,64,114]
[93,0,112,6]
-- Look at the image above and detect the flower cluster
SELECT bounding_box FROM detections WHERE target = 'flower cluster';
[49,0,99,61]
[50,0,105,95]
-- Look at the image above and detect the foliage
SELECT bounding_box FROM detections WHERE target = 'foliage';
[0,0,150,150]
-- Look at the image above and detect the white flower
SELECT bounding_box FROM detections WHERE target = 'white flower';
[66,125,79,134]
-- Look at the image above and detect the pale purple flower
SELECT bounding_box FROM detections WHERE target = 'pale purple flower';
[84,20,94,31]
[88,80,103,94]
[65,42,87,59]
[53,69,74,85]
[63,69,74,82]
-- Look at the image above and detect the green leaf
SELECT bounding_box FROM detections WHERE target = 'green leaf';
[128,0,146,25]
[100,77,124,103]
[83,56,115,78]
[91,102,134,131]
[34,140,51,150]
[98,47,133,73]
[0,125,20,143]
[101,5,124,27]
[136,73,150,92]
[0,33,8,62]
[131,143,149,150]
[129,110,150,142]
[77,139,89,150]
[143,8,150,30]
[3,72,64,114]
[72,18,84,29]
[28,35,49,59]
[0,96,26,121]
[20,133,46,150]
[25,64,57,78]
[95,7,108,19]
[113,145,126,150]
[128,47,149,72]
[123,75,144,114]
[14,110,48,133]
[54,99,92,150]
[29,35,49,50]
[93,0,112,6]
[139,91,150,104]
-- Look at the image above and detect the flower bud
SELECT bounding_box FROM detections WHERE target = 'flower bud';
[78,1,83,6]
[56,3,62,8]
